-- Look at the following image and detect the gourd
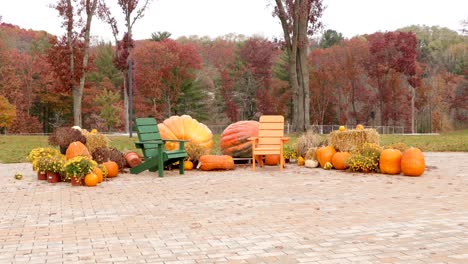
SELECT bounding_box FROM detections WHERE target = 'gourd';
[305,159,319,168]
[297,156,305,166]
[316,146,337,169]
[379,149,402,175]
[103,161,119,177]
[158,115,213,151]
[265,155,280,165]
[84,173,98,187]
[184,160,194,170]
[220,121,259,157]
[356,124,364,130]
[65,141,91,160]
[401,147,425,176]
[331,152,351,170]
[199,155,235,171]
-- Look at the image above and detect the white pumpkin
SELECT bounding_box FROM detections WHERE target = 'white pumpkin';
[305,159,319,168]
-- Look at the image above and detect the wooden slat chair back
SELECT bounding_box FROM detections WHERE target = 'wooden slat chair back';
[130,117,188,177]
[249,115,289,171]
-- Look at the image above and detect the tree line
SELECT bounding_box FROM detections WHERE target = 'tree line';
[0,1,466,133]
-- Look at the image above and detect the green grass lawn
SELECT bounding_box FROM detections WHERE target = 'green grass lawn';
[1,130,466,163]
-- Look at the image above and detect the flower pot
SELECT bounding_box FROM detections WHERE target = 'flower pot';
[71,176,83,186]
[60,146,68,155]
[125,151,141,168]
[37,171,47,180]
[47,172,61,183]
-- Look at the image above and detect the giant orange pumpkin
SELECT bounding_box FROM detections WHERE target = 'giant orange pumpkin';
[379,149,402,175]
[66,141,91,160]
[103,161,119,178]
[331,152,351,170]
[220,121,259,157]
[401,147,425,176]
[316,146,337,169]
[158,115,213,151]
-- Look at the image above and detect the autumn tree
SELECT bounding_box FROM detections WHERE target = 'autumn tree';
[100,0,152,133]
[0,95,16,133]
[51,0,99,127]
[273,0,324,131]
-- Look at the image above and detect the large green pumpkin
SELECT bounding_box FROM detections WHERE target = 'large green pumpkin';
[220,121,259,158]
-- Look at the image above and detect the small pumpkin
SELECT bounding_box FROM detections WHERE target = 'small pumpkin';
[66,141,91,160]
[316,146,337,169]
[379,149,402,175]
[297,156,305,166]
[356,124,364,130]
[305,159,319,168]
[220,121,260,157]
[103,161,119,178]
[265,155,280,165]
[84,173,98,187]
[93,167,103,183]
[339,126,346,131]
[401,147,425,176]
[184,160,194,170]
[199,155,235,171]
[331,152,351,170]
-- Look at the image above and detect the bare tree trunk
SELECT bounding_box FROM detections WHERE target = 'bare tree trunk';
[410,85,415,134]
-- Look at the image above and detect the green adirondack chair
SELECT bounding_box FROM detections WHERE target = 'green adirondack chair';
[130,117,188,177]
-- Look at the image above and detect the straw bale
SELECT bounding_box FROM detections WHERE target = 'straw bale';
[329,128,380,152]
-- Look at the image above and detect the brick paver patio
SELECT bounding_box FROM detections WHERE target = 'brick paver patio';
[0,152,467,263]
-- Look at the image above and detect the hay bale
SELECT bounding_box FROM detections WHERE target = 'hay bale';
[329,128,380,152]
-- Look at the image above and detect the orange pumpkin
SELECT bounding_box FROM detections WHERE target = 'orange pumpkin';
[401,147,425,176]
[265,155,280,165]
[65,141,91,160]
[93,167,103,183]
[199,155,235,171]
[158,115,213,151]
[379,149,402,175]
[331,152,351,170]
[184,160,194,170]
[84,173,98,187]
[220,121,259,157]
[356,124,364,130]
[103,161,119,177]
[316,146,337,169]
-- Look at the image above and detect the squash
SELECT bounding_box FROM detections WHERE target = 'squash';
[84,173,98,187]
[401,147,425,176]
[331,152,351,170]
[184,160,194,170]
[199,155,235,171]
[297,156,305,166]
[265,155,280,165]
[103,161,119,178]
[316,146,337,169]
[305,159,319,168]
[324,162,333,170]
[220,121,260,157]
[65,141,91,160]
[356,124,364,130]
[339,126,346,131]
[158,115,213,151]
[93,167,103,183]
[379,149,402,175]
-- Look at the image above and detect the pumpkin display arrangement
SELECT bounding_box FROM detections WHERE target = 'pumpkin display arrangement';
[28,127,123,186]
[303,127,426,177]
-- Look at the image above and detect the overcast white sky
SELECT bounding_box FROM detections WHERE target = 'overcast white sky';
[1,0,467,42]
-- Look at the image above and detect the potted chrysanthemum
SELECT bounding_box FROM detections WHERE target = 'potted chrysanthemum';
[63,156,97,186]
